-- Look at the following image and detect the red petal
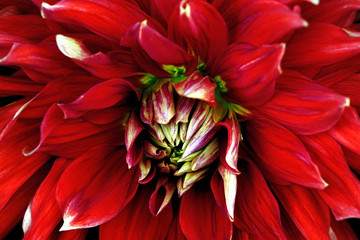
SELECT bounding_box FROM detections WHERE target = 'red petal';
[99,185,173,240]
[23,104,124,159]
[284,23,360,68]
[302,0,360,27]
[0,76,43,96]
[180,186,232,240]
[244,119,326,188]
[152,80,175,125]
[23,158,69,240]
[281,209,307,240]
[272,184,331,240]
[0,163,49,239]
[166,209,187,240]
[172,71,216,107]
[56,146,139,230]
[185,101,210,140]
[330,216,358,240]
[254,70,349,135]
[0,14,51,41]
[168,0,228,65]
[278,0,318,5]
[343,147,360,174]
[1,0,39,13]
[57,229,87,240]
[125,111,144,168]
[0,121,49,210]
[234,159,286,239]
[149,178,176,216]
[149,0,181,26]
[301,134,360,219]
[191,138,219,171]
[182,108,217,158]
[328,107,360,155]
[213,43,285,107]
[223,0,307,45]
[121,20,194,67]
[0,41,84,83]
[174,96,195,124]
[55,34,141,80]
[330,74,360,109]
[58,78,138,119]
[211,165,237,221]
[41,0,149,42]
[140,89,154,125]
[217,110,241,173]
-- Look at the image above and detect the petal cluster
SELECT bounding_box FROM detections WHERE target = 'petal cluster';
[1,0,360,239]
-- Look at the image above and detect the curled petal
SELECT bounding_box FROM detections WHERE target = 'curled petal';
[182,108,217,158]
[152,80,175,125]
[254,71,349,135]
[168,0,228,65]
[244,119,326,188]
[213,43,285,107]
[211,165,237,221]
[56,34,141,79]
[191,138,219,171]
[217,110,241,174]
[174,96,195,124]
[121,20,194,67]
[56,147,139,230]
[172,71,216,107]
[284,23,360,68]
[125,112,145,168]
[58,78,139,119]
[23,104,124,159]
[149,178,176,216]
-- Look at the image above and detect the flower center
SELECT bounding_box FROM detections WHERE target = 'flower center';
[126,63,233,196]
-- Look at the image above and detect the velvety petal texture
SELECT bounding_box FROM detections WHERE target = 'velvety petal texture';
[1,0,360,239]
[56,147,139,230]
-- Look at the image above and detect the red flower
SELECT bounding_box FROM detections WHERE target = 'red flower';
[1,0,360,239]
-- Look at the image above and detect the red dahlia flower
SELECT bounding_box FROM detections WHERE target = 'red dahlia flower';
[1,0,360,239]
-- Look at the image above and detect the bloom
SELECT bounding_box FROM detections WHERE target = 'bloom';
[1,0,360,239]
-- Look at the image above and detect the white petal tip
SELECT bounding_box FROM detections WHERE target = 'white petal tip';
[40,2,52,18]
[311,0,319,5]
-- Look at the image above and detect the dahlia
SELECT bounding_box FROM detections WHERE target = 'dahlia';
[1,0,360,239]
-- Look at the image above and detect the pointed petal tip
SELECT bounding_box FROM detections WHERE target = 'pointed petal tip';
[22,145,39,157]
[56,34,88,60]
[40,2,52,19]
[345,97,350,107]
[311,0,320,5]
[59,216,78,232]
[302,20,309,28]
